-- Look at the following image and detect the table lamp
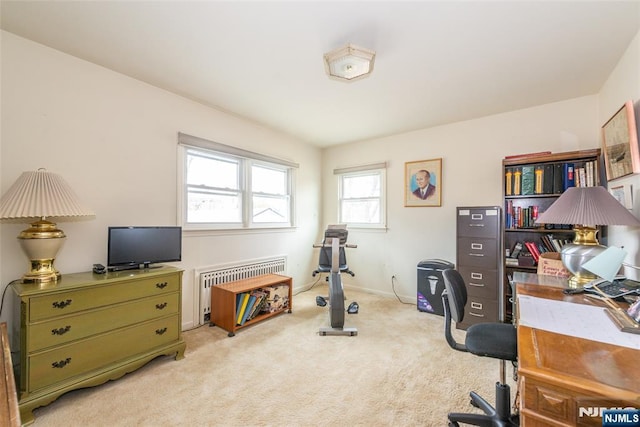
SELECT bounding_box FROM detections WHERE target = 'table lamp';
[535,186,640,287]
[0,169,94,283]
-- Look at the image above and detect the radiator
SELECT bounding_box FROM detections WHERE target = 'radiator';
[197,256,287,325]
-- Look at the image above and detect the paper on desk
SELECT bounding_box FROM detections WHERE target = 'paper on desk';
[518,295,640,350]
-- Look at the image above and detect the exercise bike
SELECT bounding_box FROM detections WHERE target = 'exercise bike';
[312,225,358,336]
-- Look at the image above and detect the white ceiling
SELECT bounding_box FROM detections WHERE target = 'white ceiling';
[1,1,639,147]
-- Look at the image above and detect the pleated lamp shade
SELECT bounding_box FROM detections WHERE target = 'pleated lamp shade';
[0,169,94,283]
[535,186,640,287]
[0,169,94,219]
[535,186,640,226]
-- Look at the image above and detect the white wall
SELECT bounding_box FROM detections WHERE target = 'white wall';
[598,30,640,278]
[0,31,322,329]
[322,97,601,299]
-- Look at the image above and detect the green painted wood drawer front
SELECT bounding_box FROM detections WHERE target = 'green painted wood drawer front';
[28,314,180,392]
[28,275,179,322]
[28,292,179,351]
[10,266,186,424]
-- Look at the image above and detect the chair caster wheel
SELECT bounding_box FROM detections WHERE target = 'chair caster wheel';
[316,296,327,307]
[448,422,460,427]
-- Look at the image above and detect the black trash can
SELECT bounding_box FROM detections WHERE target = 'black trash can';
[417,259,454,315]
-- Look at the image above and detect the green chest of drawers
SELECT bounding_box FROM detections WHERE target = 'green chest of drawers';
[10,267,186,425]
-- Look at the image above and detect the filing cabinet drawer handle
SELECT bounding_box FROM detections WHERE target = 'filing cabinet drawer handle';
[156,282,168,289]
[468,253,484,257]
[51,326,71,336]
[156,302,168,310]
[52,358,71,369]
[155,327,168,335]
[471,302,483,310]
[469,312,485,317]
[52,299,72,309]
[469,224,485,227]
[469,282,485,288]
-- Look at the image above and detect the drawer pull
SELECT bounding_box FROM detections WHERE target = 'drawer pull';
[156,282,168,289]
[469,282,485,287]
[469,312,485,317]
[51,326,71,336]
[471,302,483,310]
[52,299,72,309]
[52,358,71,369]
[156,302,168,310]
[468,224,485,227]
[468,253,484,257]
[155,327,168,335]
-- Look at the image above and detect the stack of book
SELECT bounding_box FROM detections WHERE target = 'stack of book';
[506,237,570,267]
[234,284,290,326]
[505,159,599,196]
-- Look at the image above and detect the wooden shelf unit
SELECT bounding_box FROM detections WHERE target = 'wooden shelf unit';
[502,149,604,323]
[210,274,292,337]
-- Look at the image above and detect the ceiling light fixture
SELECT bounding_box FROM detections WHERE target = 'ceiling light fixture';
[324,44,376,82]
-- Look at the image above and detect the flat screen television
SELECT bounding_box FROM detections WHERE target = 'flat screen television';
[107,226,182,271]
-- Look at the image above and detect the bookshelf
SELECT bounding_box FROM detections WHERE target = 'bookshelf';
[210,274,292,337]
[502,149,604,322]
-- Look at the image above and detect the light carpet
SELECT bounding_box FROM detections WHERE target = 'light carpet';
[31,284,516,426]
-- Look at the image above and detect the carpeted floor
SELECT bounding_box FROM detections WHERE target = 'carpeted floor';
[30,284,516,426]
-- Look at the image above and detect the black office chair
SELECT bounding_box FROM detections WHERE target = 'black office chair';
[441,269,519,427]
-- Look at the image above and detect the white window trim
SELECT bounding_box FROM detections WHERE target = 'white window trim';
[177,133,297,231]
[335,163,387,229]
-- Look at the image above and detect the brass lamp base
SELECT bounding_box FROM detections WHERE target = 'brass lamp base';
[560,225,606,288]
[18,219,66,284]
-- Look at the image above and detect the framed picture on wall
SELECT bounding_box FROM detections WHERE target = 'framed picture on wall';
[404,158,442,207]
[601,100,640,181]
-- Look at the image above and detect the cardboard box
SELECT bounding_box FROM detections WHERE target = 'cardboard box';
[537,252,570,278]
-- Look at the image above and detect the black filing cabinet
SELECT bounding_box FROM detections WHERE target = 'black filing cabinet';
[456,206,502,329]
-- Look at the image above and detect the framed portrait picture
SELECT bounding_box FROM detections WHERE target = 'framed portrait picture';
[405,158,442,207]
[601,100,640,181]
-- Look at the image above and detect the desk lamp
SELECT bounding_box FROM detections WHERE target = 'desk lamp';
[535,186,640,287]
[0,169,94,283]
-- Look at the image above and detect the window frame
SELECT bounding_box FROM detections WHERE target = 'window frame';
[177,133,297,231]
[336,164,387,229]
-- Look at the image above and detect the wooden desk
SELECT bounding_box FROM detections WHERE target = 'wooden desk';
[516,281,640,426]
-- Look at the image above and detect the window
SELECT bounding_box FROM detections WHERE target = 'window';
[178,133,297,230]
[336,163,386,228]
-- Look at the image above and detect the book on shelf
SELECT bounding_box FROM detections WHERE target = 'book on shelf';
[534,166,544,194]
[543,164,554,193]
[236,293,250,325]
[246,290,267,320]
[523,241,540,263]
[239,294,257,325]
[513,167,522,195]
[505,168,513,196]
[510,241,524,259]
[521,165,535,195]
[562,163,575,190]
[553,163,563,194]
